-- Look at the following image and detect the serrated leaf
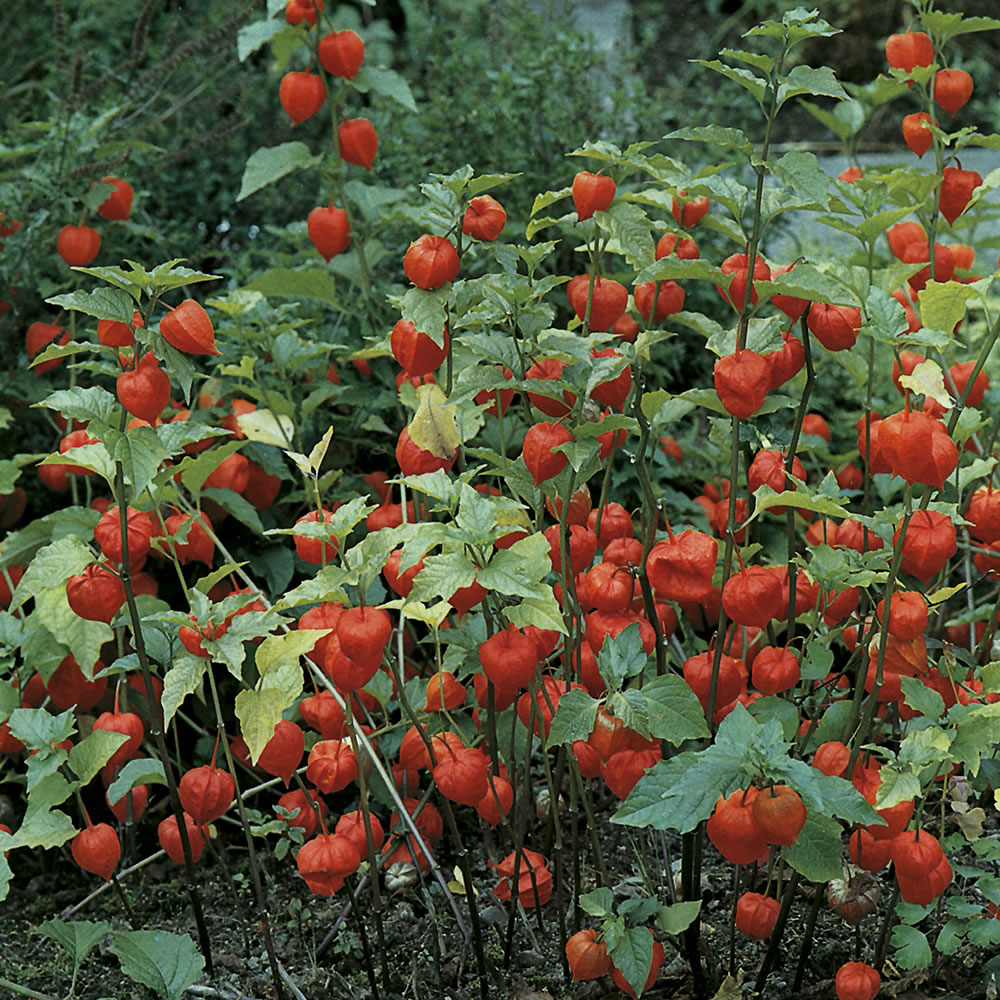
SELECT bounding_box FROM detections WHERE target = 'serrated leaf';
[690,60,765,106]
[10,534,93,608]
[772,150,829,208]
[45,286,135,323]
[39,386,119,425]
[782,811,844,881]
[642,674,710,743]
[68,730,128,785]
[890,925,932,970]
[777,64,847,105]
[35,918,110,967]
[596,623,648,690]
[398,286,448,345]
[755,262,852,306]
[160,655,207,732]
[546,687,599,748]
[109,929,205,1000]
[918,281,976,336]
[609,925,654,1000]
[235,688,293,767]
[634,256,728,287]
[237,142,321,201]
[922,11,1000,42]
[663,125,753,159]
[504,590,567,634]
[596,201,655,270]
[8,707,76,752]
[579,887,613,918]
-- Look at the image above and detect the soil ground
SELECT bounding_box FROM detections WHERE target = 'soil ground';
[0,783,991,1000]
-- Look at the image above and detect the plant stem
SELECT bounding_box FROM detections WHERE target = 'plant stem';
[112,458,213,974]
[203,670,286,1000]
[754,870,800,993]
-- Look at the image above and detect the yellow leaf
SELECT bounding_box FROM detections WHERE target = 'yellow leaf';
[237,409,295,448]
[899,359,951,411]
[234,687,291,765]
[408,384,459,460]
[928,583,967,606]
[256,631,330,677]
[308,425,335,476]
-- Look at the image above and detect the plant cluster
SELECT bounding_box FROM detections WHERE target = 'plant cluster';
[3,1,1000,999]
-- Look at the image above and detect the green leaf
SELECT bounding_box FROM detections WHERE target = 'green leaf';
[772,150,829,208]
[689,60,765,107]
[608,926,654,1000]
[468,172,521,197]
[399,287,449,345]
[890,925,932,970]
[634,256,728,287]
[146,260,221,292]
[922,11,1000,42]
[160,655,207,732]
[596,201,655,270]
[747,697,799,741]
[777,64,848,106]
[900,675,946,720]
[745,10,840,43]
[967,914,1000,946]
[9,707,76,752]
[936,918,966,955]
[782,811,844,881]
[68,729,128,785]
[237,142,322,201]
[408,552,476,605]
[178,439,245,498]
[613,745,746,833]
[768,757,881,826]
[109,929,205,1000]
[747,484,849,524]
[799,98,865,141]
[546,687,599,748]
[39,386,119,425]
[663,125,753,159]
[245,268,337,304]
[70,264,145,300]
[45,286,136,323]
[579,887,613,918]
[237,18,287,62]
[656,900,702,935]
[504,591,567,634]
[10,534,93,608]
[597,623,649,690]
[477,536,550,600]
[35,918,110,967]
[755,262,853,306]
[352,65,417,111]
[107,759,167,807]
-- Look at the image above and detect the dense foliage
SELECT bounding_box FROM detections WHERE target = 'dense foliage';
[3,1,1000,998]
